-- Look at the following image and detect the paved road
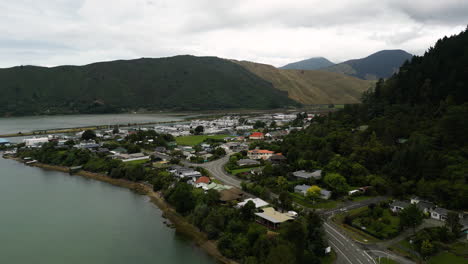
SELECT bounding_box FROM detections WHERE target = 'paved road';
[181,155,413,264]
[195,155,243,188]
[324,220,376,264]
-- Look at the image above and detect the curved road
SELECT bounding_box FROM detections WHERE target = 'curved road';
[183,155,413,264]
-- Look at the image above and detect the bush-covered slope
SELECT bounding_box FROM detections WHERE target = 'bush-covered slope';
[321,50,413,80]
[0,55,299,116]
[280,57,335,70]
[280,28,468,209]
[236,60,374,104]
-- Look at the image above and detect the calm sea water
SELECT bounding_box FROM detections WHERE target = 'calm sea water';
[0,158,215,264]
[0,113,190,135]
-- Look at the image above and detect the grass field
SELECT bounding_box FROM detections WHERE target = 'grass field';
[428,252,467,264]
[229,167,262,175]
[290,192,341,209]
[124,159,150,165]
[175,135,231,146]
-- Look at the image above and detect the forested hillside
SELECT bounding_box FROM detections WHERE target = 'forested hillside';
[0,56,299,116]
[280,28,468,209]
[320,50,413,80]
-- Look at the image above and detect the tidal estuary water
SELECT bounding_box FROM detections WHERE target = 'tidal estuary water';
[0,113,190,135]
[0,157,214,264]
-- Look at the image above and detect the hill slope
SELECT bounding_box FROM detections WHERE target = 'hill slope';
[280,57,335,70]
[0,56,299,116]
[320,50,413,80]
[236,60,374,104]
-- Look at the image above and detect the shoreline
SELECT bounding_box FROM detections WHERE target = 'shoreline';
[8,157,236,264]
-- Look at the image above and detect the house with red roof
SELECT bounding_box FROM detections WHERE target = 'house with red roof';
[195,176,211,184]
[249,132,264,140]
[247,149,274,160]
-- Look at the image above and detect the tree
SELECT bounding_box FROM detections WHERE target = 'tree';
[399,204,423,234]
[306,185,321,201]
[270,121,277,129]
[420,240,435,258]
[167,183,196,215]
[240,200,256,221]
[253,121,266,129]
[265,244,296,264]
[445,211,461,236]
[81,130,96,140]
[278,191,293,211]
[276,176,288,192]
[194,125,204,135]
[112,126,119,134]
[324,172,349,195]
[213,147,226,157]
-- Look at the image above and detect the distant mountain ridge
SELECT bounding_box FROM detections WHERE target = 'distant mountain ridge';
[0,55,299,116]
[235,60,374,105]
[281,50,413,80]
[280,57,335,70]
[320,50,413,80]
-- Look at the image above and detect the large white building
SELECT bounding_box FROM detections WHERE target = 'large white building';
[24,137,49,147]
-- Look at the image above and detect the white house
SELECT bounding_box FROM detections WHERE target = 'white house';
[431,207,449,221]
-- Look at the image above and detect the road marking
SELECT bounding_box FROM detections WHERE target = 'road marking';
[325,230,344,246]
[363,251,376,264]
[324,223,349,242]
[329,240,353,264]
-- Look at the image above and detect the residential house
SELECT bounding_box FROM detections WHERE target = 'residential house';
[247,149,274,160]
[294,184,311,196]
[194,176,211,190]
[255,207,294,229]
[249,132,265,140]
[268,154,287,165]
[348,189,362,196]
[219,188,245,203]
[114,153,150,163]
[320,189,332,200]
[390,200,410,213]
[250,167,263,175]
[236,198,269,209]
[292,170,322,180]
[431,207,450,221]
[169,166,202,179]
[155,146,167,153]
[0,138,10,146]
[410,197,435,214]
[237,159,260,167]
[111,147,128,154]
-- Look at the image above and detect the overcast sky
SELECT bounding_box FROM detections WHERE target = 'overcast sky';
[1,0,467,68]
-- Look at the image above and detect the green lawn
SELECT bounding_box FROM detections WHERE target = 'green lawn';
[229,166,262,175]
[351,195,374,202]
[428,252,467,264]
[124,159,149,165]
[290,192,341,209]
[175,135,231,146]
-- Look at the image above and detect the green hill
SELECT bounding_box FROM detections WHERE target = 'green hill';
[280,57,335,70]
[0,55,299,116]
[235,60,374,104]
[281,27,468,209]
[320,50,413,80]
